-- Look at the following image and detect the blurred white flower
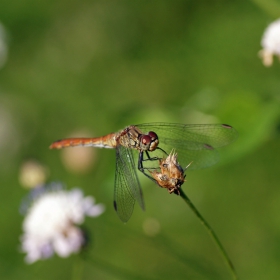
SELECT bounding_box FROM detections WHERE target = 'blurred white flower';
[259,19,280,66]
[19,160,48,189]
[21,185,105,263]
[60,130,97,174]
[142,218,161,237]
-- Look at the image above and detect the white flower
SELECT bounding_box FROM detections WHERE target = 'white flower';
[259,19,280,66]
[21,185,105,263]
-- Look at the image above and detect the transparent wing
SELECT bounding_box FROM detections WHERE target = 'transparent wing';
[114,145,144,222]
[137,123,238,170]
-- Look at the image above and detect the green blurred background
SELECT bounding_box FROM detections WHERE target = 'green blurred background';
[1,0,280,279]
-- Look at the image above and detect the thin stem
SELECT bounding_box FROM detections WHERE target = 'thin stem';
[180,189,238,280]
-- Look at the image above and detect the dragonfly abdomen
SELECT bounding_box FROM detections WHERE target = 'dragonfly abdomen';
[50,133,117,149]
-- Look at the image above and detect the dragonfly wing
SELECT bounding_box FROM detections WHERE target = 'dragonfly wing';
[137,123,238,170]
[114,146,144,222]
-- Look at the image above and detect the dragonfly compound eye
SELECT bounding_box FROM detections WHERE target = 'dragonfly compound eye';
[140,132,159,151]
[141,135,151,146]
[148,131,158,140]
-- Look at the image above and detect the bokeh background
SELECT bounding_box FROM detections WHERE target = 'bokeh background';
[1,0,280,279]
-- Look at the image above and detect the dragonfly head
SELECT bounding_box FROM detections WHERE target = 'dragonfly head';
[140,131,159,151]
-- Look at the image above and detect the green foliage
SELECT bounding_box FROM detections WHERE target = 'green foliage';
[0,0,280,279]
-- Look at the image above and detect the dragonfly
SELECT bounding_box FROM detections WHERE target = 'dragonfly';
[50,123,238,222]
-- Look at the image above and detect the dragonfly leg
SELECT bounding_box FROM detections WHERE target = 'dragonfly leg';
[138,151,158,183]
[141,150,161,162]
[156,146,168,155]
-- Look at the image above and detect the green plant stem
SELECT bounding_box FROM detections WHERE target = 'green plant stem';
[180,189,238,280]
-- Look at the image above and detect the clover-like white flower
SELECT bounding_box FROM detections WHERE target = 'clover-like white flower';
[21,185,105,263]
[259,19,280,66]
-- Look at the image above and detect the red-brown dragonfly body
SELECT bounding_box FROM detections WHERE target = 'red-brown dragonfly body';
[50,123,237,222]
[50,126,159,152]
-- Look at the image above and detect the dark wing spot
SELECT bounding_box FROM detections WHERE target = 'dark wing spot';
[113,200,118,211]
[204,143,214,150]
[221,124,232,129]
